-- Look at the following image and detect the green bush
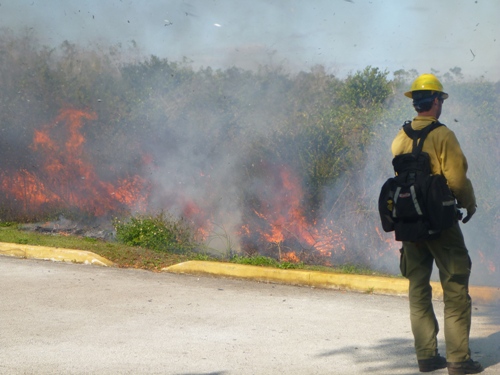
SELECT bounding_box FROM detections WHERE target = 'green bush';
[113,212,198,253]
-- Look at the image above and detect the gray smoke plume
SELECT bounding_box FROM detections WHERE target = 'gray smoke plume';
[1,0,499,289]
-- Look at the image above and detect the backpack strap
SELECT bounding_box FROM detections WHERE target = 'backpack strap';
[402,121,444,154]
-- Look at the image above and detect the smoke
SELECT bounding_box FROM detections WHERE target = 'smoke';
[1,1,500,287]
[444,83,500,287]
[114,63,293,256]
[1,0,499,79]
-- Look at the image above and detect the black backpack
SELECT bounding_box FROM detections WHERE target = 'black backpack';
[378,121,457,242]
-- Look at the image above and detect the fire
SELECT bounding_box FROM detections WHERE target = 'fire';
[240,165,345,264]
[375,226,400,257]
[182,200,212,241]
[478,250,496,274]
[0,169,59,211]
[0,108,149,217]
[281,251,300,263]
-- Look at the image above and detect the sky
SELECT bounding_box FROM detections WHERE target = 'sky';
[0,0,499,80]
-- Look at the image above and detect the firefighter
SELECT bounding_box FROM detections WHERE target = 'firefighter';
[391,73,483,374]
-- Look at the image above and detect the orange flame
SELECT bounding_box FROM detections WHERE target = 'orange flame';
[181,200,213,240]
[241,166,345,263]
[478,250,496,274]
[281,251,300,263]
[375,226,400,257]
[1,108,149,217]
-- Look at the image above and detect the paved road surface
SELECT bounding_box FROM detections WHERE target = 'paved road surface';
[1,256,499,375]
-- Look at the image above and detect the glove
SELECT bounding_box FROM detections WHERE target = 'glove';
[462,205,476,224]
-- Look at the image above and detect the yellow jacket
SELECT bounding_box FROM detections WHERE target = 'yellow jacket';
[391,116,476,212]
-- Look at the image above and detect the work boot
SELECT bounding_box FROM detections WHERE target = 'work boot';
[418,354,447,372]
[447,359,484,375]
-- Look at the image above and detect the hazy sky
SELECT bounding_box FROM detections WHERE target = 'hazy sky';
[1,0,499,79]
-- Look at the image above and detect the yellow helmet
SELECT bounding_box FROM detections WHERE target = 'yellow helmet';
[404,73,448,100]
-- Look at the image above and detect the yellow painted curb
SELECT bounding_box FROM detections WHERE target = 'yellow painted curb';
[0,242,114,266]
[164,261,410,296]
[164,261,500,303]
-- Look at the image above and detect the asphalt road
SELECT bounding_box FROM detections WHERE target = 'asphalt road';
[1,256,499,375]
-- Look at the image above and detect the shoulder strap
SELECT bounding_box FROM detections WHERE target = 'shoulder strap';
[402,121,443,154]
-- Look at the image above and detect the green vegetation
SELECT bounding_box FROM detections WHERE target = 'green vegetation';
[113,212,197,254]
[229,253,379,275]
[230,254,303,269]
[0,223,194,271]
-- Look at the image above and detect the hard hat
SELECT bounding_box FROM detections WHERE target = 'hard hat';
[404,73,448,100]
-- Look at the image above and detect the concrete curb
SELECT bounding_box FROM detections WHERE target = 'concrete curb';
[0,242,114,267]
[164,261,500,304]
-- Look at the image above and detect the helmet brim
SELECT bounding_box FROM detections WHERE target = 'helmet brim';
[404,91,449,100]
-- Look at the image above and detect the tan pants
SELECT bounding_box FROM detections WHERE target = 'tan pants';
[400,222,472,362]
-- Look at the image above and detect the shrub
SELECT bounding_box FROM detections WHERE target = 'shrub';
[113,212,198,253]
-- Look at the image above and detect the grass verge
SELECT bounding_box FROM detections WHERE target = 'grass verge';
[0,224,198,271]
[0,223,395,277]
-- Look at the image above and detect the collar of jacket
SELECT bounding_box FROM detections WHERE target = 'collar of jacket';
[411,116,438,130]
